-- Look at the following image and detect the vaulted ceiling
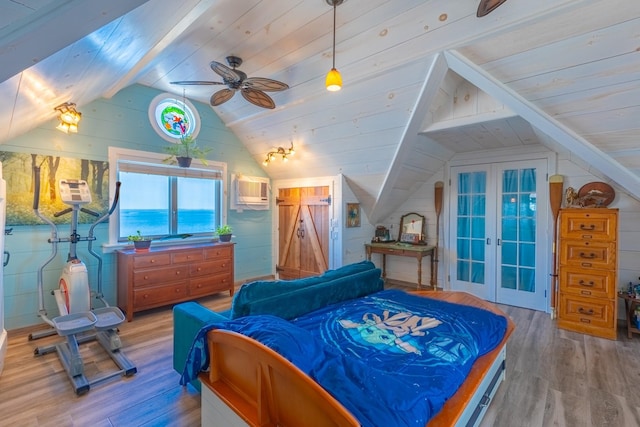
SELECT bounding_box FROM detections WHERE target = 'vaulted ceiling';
[1,0,639,223]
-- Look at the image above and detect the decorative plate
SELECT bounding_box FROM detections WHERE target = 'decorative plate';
[577,182,615,207]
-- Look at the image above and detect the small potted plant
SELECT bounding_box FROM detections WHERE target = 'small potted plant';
[164,134,212,168]
[216,224,233,242]
[128,230,152,252]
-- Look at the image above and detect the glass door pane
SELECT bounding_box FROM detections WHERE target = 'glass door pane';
[450,165,493,301]
[496,160,547,311]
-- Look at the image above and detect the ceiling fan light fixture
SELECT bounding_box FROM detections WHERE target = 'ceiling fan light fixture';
[326,0,344,92]
[171,56,288,109]
[326,68,342,92]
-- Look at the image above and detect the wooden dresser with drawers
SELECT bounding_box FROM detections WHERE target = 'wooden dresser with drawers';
[117,242,234,321]
[557,208,618,339]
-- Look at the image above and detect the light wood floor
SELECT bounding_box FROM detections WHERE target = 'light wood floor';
[1,283,640,427]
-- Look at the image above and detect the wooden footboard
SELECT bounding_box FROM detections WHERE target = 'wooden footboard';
[201,329,359,426]
[200,291,515,427]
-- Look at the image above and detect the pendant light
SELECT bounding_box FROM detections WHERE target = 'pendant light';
[325,0,344,91]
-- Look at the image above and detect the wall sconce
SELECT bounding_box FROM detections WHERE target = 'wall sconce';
[54,102,82,133]
[263,143,295,166]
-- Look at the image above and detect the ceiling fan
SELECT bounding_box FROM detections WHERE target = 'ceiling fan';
[170,56,289,109]
[477,0,508,17]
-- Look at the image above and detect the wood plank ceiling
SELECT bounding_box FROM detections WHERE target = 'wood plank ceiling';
[0,0,638,223]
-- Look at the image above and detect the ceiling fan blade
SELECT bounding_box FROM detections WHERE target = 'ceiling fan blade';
[210,60,242,83]
[243,77,289,92]
[477,0,508,17]
[241,88,276,109]
[170,80,225,85]
[210,88,236,107]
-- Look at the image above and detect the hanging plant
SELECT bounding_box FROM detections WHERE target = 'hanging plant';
[163,134,211,167]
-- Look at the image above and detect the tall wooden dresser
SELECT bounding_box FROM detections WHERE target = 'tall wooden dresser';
[557,208,618,339]
[117,242,234,321]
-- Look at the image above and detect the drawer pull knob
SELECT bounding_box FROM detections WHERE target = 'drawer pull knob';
[579,252,596,259]
[578,280,594,287]
[176,288,181,293]
[579,224,595,231]
[176,271,181,275]
[144,294,149,299]
[150,259,155,263]
[144,275,149,280]
[578,307,594,316]
[197,267,202,271]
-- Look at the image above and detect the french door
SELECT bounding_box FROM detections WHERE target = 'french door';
[449,159,548,311]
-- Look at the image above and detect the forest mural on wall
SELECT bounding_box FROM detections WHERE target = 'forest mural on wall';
[0,152,109,226]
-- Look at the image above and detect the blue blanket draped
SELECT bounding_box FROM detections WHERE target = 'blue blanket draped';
[181,289,507,427]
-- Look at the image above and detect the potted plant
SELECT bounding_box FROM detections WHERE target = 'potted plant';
[216,224,233,242]
[164,134,212,168]
[128,230,152,252]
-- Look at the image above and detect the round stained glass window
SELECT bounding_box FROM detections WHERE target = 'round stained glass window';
[148,93,201,143]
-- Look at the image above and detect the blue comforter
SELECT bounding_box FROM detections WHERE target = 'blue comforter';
[181,289,507,426]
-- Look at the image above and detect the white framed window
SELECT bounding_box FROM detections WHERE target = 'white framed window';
[108,147,227,246]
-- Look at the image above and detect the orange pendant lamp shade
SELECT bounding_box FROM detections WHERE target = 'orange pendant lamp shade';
[326,68,342,91]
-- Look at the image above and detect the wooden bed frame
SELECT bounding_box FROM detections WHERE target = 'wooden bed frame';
[200,291,515,427]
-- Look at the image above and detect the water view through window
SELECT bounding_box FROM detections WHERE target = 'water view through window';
[119,172,217,238]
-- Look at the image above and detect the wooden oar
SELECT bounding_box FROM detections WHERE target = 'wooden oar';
[434,181,444,291]
[549,174,564,319]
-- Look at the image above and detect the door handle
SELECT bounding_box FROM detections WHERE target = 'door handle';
[486,238,491,245]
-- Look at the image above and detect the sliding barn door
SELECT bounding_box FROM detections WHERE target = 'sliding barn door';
[277,186,330,280]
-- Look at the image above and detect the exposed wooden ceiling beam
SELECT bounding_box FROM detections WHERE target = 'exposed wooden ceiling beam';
[444,49,640,201]
[103,0,219,99]
[0,0,149,84]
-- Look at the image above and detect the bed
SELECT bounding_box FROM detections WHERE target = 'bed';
[185,290,515,427]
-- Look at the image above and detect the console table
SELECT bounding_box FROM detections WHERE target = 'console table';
[618,292,640,339]
[365,242,436,289]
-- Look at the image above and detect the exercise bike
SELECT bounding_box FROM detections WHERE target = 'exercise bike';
[30,166,136,395]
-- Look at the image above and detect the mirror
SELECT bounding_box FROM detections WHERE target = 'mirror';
[398,212,426,245]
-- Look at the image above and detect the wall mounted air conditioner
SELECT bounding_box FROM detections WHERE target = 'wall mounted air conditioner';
[231,175,270,210]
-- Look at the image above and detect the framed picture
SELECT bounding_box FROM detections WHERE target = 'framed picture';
[346,203,361,228]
